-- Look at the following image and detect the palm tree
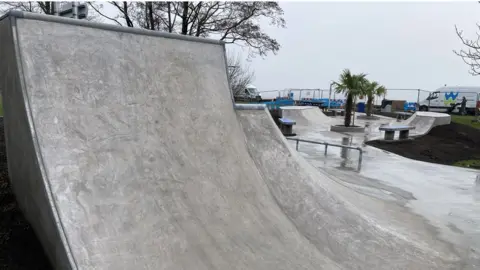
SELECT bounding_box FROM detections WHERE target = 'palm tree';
[364,81,387,116]
[333,69,367,127]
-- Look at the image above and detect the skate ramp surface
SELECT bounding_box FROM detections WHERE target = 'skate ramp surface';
[0,11,471,269]
[369,112,452,141]
[280,106,337,128]
[238,109,474,269]
[0,12,336,269]
[401,111,451,137]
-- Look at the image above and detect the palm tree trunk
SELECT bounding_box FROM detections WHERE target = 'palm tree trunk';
[352,96,356,126]
[366,95,373,116]
[344,93,353,127]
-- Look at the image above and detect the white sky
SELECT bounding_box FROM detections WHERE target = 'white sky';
[245,2,480,90]
[101,1,480,101]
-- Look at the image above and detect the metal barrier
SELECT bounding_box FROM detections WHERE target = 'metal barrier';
[286,137,363,170]
[381,88,430,105]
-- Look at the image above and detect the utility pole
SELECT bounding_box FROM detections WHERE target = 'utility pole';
[328,82,335,110]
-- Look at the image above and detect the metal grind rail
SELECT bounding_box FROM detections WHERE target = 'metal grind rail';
[286,137,363,170]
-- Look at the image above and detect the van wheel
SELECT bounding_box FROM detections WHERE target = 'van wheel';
[419,106,428,111]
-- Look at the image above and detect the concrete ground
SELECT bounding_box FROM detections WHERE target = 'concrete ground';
[286,109,480,263]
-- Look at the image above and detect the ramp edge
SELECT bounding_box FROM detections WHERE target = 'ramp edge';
[235,104,267,110]
[10,15,77,269]
[1,10,223,45]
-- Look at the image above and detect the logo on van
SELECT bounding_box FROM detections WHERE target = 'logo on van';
[444,91,459,105]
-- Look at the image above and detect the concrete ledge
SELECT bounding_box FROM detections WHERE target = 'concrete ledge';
[330,125,365,133]
[357,115,380,120]
[2,11,224,45]
[372,137,414,144]
[415,112,451,126]
[324,110,336,117]
[234,103,266,110]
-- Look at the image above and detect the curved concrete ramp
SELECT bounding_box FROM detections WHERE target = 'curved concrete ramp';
[280,106,336,128]
[0,12,336,270]
[401,112,451,137]
[369,112,452,141]
[0,11,470,269]
[238,109,469,269]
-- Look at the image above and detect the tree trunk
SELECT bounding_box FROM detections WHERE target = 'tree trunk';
[366,95,373,116]
[181,2,189,35]
[167,2,173,33]
[123,2,134,27]
[344,93,353,127]
[148,2,154,30]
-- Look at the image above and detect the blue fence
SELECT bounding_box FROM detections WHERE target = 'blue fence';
[404,102,417,111]
[262,98,295,110]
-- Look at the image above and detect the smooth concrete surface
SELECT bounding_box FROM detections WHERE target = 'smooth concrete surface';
[281,106,336,127]
[330,125,366,133]
[285,110,480,268]
[401,111,451,137]
[1,11,476,270]
[369,111,451,141]
[0,16,74,269]
[239,109,473,269]
[2,14,339,270]
[235,103,266,110]
[280,106,390,137]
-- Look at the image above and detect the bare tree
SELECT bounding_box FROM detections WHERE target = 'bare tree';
[90,1,285,58]
[0,1,48,14]
[454,24,480,75]
[0,1,66,15]
[227,52,255,96]
[0,1,101,22]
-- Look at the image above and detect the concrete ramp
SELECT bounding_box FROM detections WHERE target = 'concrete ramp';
[0,12,334,269]
[401,111,451,137]
[0,11,470,269]
[280,106,337,128]
[238,109,473,269]
[370,112,452,141]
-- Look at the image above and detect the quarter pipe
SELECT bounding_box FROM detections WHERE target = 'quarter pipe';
[0,11,474,269]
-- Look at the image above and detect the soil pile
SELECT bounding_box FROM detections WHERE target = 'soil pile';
[367,122,480,167]
[0,118,52,269]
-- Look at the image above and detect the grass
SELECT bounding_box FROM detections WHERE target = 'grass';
[448,115,480,169]
[453,159,480,169]
[451,114,480,169]
[450,115,480,129]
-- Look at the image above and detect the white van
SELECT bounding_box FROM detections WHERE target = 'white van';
[235,84,262,101]
[418,86,480,114]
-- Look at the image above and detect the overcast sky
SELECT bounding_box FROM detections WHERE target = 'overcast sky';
[102,2,480,100]
[235,1,480,96]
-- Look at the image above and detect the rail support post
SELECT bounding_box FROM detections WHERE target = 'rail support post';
[358,148,363,171]
[324,144,328,155]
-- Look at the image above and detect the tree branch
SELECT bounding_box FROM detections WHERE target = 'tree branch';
[87,2,122,26]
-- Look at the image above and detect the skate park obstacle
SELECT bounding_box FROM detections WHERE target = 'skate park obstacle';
[278,118,296,136]
[379,125,415,140]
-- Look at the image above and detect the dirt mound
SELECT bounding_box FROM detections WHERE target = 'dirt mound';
[0,118,52,269]
[367,122,480,166]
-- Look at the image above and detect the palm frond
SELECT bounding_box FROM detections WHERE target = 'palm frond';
[333,69,369,96]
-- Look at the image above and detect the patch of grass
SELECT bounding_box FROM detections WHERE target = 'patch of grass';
[450,115,480,129]
[453,159,480,169]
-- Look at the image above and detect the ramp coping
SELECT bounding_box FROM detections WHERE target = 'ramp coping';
[234,103,266,110]
[0,10,223,45]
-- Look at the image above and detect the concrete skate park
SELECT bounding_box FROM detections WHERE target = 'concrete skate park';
[0,11,479,269]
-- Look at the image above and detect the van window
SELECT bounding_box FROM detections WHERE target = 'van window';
[428,91,439,100]
[246,88,258,95]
